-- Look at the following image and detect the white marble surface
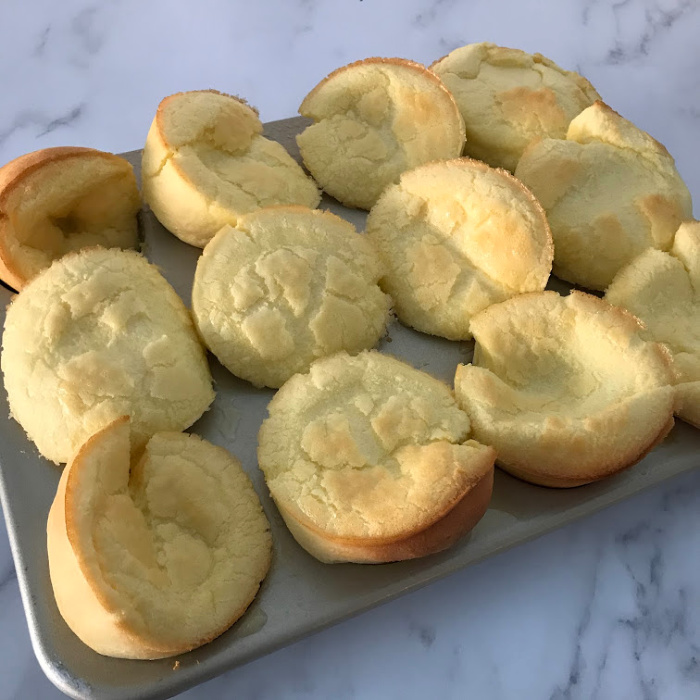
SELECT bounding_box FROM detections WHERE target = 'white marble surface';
[1,1,700,698]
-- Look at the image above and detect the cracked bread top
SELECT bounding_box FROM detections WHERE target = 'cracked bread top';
[365,157,553,340]
[297,58,465,210]
[606,221,700,427]
[258,351,495,542]
[1,247,214,463]
[432,42,600,171]
[0,146,140,290]
[192,206,391,388]
[48,417,271,658]
[141,90,320,247]
[515,101,693,290]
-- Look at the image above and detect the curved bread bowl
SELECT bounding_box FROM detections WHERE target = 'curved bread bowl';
[0,146,140,290]
[47,417,272,659]
[606,221,700,428]
[141,90,320,247]
[455,291,676,487]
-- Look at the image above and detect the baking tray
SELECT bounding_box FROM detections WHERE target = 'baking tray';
[1,117,698,700]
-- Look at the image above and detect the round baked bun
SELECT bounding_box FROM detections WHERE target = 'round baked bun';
[365,158,553,340]
[258,351,496,564]
[515,101,693,291]
[141,90,320,247]
[296,58,465,210]
[47,417,272,659]
[0,147,140,290]
[431,43,600,171]
[1,248,214,464]
[606,221,700,428]
[454,291,676,488]
[192,206,391,388]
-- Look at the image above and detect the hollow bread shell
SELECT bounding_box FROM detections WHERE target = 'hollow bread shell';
[47,417,272,658]
[0,146,140,290]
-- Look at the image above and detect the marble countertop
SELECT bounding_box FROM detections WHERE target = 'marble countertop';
[1,1,699,698]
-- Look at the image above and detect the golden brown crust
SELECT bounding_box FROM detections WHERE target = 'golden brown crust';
[365,157,553,340]
[49,417,272,658]
[516,101,692,289]
[0,147,139,290]
[143,90,319,247]
[581,100,672,159]
[500,415,674,488]
[417,156,555,264]
[605,221,700,426]
[297,57,465,209]
[299,56,457,116]
[276,460,494,563]
[0,147,130,208]
[155,88,258,124]
[455,290,677,488]
[258,350,497,562]
[0,222,24,291]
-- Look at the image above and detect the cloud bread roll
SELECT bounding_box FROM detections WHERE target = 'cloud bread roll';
[297,58,465,210]
[1,248,214,464]
[606,221,700,427]
[365,158,553,340]
[432,42,600,171]
[454,291,676,488]
[141,90,320,247]
[47,417,272,659]
[0,147,140,290]
[258,351,496,564]
[192,206,391,388]
[515,101,693,291]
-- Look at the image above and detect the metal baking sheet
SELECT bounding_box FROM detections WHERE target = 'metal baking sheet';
[0,117,698,700]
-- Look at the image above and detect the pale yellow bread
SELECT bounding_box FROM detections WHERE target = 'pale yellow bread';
[258,351,496,563]
[297,57,465,210]
[365,158,553,340]
[515,101,693,290]
[141,90,320,247]
[606,221,700,427]
[0,146,140,290]
[192,206,390,388]
[1,248,214,464]
[454,291,676,488]
[47,417,272,659]
[432,42,600,171]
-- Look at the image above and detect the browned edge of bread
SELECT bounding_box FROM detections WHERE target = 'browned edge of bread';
[498,414,675,488]
[298,56,461,119]
[154,88,259,140]
[0,146,136,291]
[277,449,495,564]
[48,416,268,659]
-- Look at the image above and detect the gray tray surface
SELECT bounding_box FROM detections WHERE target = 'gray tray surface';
[0,117,698,700]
